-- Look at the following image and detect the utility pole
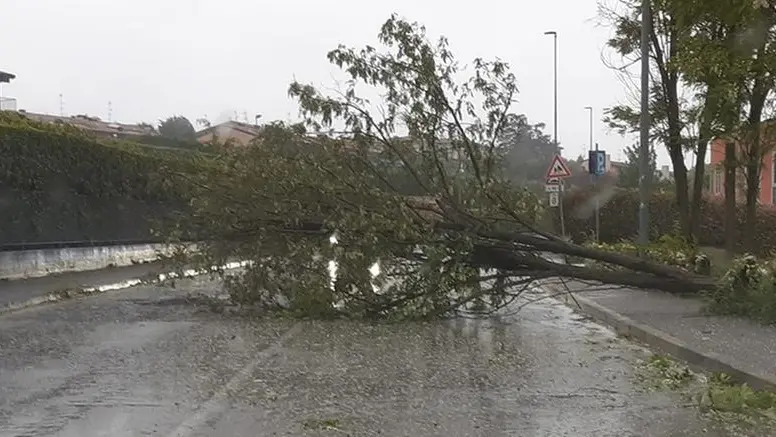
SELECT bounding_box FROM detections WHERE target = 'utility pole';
[638,0,651,247]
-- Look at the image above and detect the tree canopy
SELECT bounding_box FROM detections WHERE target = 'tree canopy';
[499,114,559,186]
[617,144,658,189]
[158,116,197,141]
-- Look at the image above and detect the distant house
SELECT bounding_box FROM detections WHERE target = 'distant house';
[707,123,776,205]
[16,110,155,139]
[196,120,264,147]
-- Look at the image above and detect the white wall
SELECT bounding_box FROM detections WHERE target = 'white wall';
[0,243,179,280]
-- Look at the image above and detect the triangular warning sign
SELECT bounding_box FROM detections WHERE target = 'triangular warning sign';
[546,154,571,178]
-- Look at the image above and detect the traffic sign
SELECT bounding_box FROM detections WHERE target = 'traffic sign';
[548,192,559,207]
[588,150,606,176]
[546,177,560,185]
[546,154,572,179]
[545,184,560,192]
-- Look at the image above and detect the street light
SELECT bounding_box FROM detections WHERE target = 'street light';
[544,31,558,155]
[584,106,593,152]
[545,30,565,238]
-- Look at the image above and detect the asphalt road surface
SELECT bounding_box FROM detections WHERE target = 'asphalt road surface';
[0,277,739,436]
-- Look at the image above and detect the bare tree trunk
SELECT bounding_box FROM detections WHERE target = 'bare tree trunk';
[724,142,737,257]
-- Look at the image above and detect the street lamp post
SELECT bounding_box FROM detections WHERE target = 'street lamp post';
[584,106,593,153]
[544,30,565,237]
[544,31,559,155]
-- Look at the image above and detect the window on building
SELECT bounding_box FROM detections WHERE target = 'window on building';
[713,168,723,195]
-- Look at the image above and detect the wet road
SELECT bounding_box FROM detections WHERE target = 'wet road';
[0,278,729,436]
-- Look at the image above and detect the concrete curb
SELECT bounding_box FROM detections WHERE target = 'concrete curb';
[0,260,248,316]
[543,282,776,391]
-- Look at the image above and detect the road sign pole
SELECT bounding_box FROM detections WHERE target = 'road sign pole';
[594,143,600,242]
[545,154,571,237]
[594,178,600,242]
[559,181,566,237]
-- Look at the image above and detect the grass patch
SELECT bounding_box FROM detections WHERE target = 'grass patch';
[637,353,776,433]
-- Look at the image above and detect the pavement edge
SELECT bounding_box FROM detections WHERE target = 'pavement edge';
[541,281,776,391]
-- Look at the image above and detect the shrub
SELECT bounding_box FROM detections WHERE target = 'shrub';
[709,255,776,323]
[560,187,776,257]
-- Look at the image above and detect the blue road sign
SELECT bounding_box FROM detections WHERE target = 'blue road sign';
[588,150,606,176]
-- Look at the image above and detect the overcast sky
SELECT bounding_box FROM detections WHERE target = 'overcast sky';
[0,0,665,165]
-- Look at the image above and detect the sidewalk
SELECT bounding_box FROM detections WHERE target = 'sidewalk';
[544,280,776,390]
[0,262,169,312]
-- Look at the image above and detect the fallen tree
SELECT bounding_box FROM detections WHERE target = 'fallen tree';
[173,15,717,320]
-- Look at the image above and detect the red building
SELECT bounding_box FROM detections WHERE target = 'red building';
[708,136,775,205]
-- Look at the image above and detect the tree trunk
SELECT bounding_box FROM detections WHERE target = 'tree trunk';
[689,108,713,242]
[741,37,769,252]
[671,151,691,237]
[690,143,707,241]
[724,142,737,257]
[224,217,718,295]
[649,23,690,238]
[744,158,760,252]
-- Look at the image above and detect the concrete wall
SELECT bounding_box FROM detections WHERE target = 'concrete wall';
[0,243,178,280]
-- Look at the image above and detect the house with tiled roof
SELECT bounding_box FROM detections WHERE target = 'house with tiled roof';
[17,110,155,139]
[196,120,264,147]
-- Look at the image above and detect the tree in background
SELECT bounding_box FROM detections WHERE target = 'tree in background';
[196,118,211,129]
[602,0,776,250]
[672,0,776,250]
[138,122,157,134]
[600,0,718,240]
[498,114,559,186]
[158,116,197,141]
[617,143,659,189]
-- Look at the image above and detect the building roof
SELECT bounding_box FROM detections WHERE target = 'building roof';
[18,110,155,136]
[196,120,263,139]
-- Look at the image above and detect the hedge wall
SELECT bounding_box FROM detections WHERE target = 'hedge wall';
[0,112,198,245]
[557,187,776,256]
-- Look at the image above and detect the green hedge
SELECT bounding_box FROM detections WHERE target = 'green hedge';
[0,111,202,243]
[126,134,204,151]
[0,111,194,202]
[558,187,776,256]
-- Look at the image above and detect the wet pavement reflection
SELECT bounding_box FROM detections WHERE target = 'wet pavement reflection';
[0,279,735,436]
